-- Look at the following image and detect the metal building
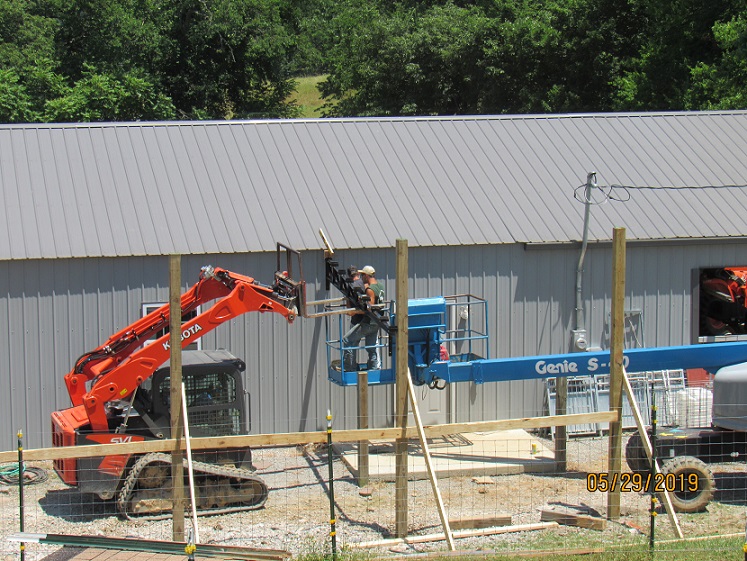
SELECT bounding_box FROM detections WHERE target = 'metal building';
[2,112,747,449]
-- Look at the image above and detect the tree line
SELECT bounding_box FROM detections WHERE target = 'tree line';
[1,0,746,123]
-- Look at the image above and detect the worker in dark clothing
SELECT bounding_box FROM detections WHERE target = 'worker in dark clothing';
[342,265,366,371]
[347,266,366,328]
[342,265,384,371]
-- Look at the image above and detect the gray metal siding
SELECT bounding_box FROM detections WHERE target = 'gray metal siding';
[3,240,747,450]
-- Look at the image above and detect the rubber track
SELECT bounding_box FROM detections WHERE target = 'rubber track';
[117,452,268,520]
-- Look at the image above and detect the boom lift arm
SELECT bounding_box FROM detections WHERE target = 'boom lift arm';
[322,256,747,387]
[63,265,304,433]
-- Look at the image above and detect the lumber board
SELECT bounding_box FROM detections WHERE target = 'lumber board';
[349,522,559,548]
[656,533,743,544]
[0,411,618,463]
[363,548,605,560]
[449,515,512,530]
[540,509,607,531]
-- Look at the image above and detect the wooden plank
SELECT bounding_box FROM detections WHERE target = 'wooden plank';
[407,369,455,550]
[412,411,618,437]
[540,509,607,531]
[349,522,559,548]
[319,228,334,257]
[0,411,618,462]
[622,367,683,539]
[448,515,512,531]
[656,533,743,544]
[607,227,625,520]
[395,238,409,538]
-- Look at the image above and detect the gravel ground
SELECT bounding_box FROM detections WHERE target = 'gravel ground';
[2,435,747,560]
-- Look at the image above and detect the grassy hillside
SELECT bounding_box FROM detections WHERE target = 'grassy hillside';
[289,75,327,118]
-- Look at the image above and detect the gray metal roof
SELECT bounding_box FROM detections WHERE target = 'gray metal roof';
[2,112,747,260]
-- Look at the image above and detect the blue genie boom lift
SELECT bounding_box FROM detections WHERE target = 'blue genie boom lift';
[323,256,747,513]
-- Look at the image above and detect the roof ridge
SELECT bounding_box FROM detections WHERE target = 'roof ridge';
[4,110,747,130]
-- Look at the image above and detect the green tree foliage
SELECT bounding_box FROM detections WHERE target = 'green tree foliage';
[0,0,62,120]
[43,66,176,121]
[0,68,36,121]
[0,0,57,69]
[320,0,649,116]
[613,0,743,110]
[685,15,747,110]
[530,0,645,113]
[2,0,747,122]
[321,0,747,116]
[286,0,340,75]
[320,3,496,116]
[52,0,300,119]
[0,0,299,122]
[51,0,168,79]
[157,0,298,118]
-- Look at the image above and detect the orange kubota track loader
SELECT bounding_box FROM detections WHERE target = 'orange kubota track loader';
[51,252,305,519]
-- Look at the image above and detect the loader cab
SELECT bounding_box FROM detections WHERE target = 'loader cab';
[136,349,254,469]
[147,349,249,438]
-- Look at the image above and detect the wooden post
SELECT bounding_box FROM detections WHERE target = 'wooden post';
[395,239,409,538]
[169,255,185,541]
[357,371,369,487]
[607,228,625,520]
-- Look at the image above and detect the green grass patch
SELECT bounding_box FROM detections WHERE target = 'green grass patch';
[289,75,328,118]
[294,535,746,561]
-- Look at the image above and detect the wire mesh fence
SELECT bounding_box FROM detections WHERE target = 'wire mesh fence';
[3,388,747,561]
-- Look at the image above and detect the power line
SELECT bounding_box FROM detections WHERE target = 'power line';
[615,183,747,190]
[574,182,747,205]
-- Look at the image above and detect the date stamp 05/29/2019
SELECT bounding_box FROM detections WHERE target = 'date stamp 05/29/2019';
[586,472,700,493]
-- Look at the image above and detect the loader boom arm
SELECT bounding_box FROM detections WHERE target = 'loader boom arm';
[63,265,302,433]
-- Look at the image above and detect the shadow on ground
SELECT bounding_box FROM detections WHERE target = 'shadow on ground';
[38,489,118,521]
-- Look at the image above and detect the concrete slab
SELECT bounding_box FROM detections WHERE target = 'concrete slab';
[333,429,557,481]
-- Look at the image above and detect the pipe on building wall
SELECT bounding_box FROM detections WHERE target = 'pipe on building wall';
[573,172,596,351]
